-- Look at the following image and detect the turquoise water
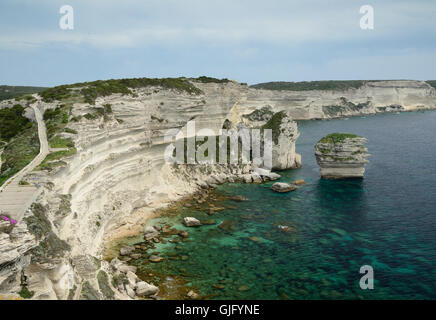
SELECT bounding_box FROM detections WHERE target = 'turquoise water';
[130,111,436,299]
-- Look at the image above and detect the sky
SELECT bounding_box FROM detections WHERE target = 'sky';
[0,0,435,87]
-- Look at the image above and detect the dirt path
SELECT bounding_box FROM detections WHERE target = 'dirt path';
[0,100,49,220]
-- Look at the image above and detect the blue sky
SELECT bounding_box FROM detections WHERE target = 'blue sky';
[0,0,435,87]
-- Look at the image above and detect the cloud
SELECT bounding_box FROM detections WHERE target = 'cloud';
[1,0,435,50]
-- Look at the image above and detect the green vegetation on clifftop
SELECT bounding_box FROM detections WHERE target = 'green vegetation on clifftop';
[0,85,47,101]
[39,77,203,104]
[251,80,379,91]
[319,133,361,144]
[261,111,287,144]
[192,76,231,84]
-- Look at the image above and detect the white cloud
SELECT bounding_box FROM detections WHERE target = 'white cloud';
[1,0,435,50]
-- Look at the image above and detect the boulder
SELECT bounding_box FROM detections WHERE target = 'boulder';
[130,253,141,259]
[110,257,123,269]
[126,271,139,288]
[143,226,159,240]
[183,217,202,227]
[254,168,281,181]
[120,246,134,256]
[136,281,159,297]
[267,172,281,181]
[251,173,262,184]
[117,265,137,274]
[270,182,298,193]
[143,226,157,234]
[126,285,136,299]
[241,174,252,183]
[187,290,200,299]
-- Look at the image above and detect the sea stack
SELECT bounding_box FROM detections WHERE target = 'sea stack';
[315,133,370,179]
[262,110,302,170]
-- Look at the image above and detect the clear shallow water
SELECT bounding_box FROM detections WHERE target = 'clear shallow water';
[130,111,436,299]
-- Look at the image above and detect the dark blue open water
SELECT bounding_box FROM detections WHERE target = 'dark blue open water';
[126,111,436,299]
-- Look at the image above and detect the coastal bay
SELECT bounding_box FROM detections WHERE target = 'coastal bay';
[110,110,436,299]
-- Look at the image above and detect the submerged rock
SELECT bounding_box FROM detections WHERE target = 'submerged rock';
[293,179,306,185]
[238,285,251,292]
[218,220,235,231]
[228,195,246,202]
[149,255,164,263]
[201,219,217,225]
[270,182,298,193]
[178,230,189,238]
[315,133,370,179]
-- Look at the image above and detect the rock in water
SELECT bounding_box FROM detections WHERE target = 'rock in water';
[183,217,202,227]
[315,133,370,179]
[270,182,298,193]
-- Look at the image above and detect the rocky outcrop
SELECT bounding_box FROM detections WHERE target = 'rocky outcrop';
[315,133,370,179]
[261,111,301,170]
[0,221,37,293]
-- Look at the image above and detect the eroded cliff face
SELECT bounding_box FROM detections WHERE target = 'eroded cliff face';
[240,80,436,119]
[0,79,435,299]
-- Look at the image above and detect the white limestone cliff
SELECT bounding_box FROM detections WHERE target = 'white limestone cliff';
[0,79,435,299]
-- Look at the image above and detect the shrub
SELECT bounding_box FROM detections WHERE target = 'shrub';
[64,128,78,134]
[194,76,231,84]
[18,285,34,299]
[0,105,32,141]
